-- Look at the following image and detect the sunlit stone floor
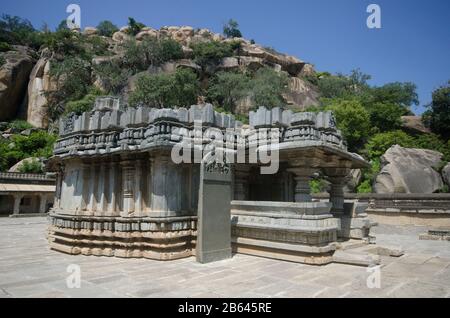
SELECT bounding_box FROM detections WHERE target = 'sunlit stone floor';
[0,217,449,298]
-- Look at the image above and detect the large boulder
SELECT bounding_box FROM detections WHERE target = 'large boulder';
[8,157,44,173]
[27,54,56,128]
[374,145,444,193]
[0,46,35,121]
[401,116,431,134]
[442,163,450,186]
[284,77,320,110]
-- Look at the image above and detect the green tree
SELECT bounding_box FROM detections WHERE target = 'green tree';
[17,158,43,173]
[65,87,104,115]
[364,130,415,160]
[324,99,371,151]
[207,71,249,113]
[127,17,145,36]
[129,68,199,108]
[93,61,130,95]
[190,41,236,70]
[423,81,450,140]
[96,20,118,37]
[370,82,419,110]
[368,102,404,133]
[249,67,288,108]
[223,19,242,38]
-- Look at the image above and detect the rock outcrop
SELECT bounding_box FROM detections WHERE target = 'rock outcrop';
[401,116,431,134]
[8,157,44,173]
[374,145,444,193]
[0,46,35,121]
[442,163,450,186]
[27,51,56,128]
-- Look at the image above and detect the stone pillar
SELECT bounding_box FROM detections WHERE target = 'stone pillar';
[98,162,107,214]
[234,165,251,200]
[121,160,135,216]
[134,159,143,215]
[80,163,90,211]
[88,164,97,212]
[13,194,23,215]
[323,168,350,215]
[39,194,47,213]
[108,161,118,214]
[287,167,317,202]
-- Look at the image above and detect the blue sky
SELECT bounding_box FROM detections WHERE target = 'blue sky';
[2,0,449,114]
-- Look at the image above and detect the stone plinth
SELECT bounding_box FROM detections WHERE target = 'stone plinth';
[231,200,338,265]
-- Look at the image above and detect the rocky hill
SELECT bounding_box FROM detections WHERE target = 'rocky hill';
[0,24,319,129]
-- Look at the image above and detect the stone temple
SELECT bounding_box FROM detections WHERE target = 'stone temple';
[48,97,375,265]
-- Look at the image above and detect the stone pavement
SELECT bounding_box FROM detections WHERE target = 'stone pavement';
[0,217,449,298]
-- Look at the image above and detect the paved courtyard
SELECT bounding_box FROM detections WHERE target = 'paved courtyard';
[0,217,449,298]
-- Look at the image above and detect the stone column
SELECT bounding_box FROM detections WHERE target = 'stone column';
[80,163,90,211]
[287,167,317,202]
[134,159,143,215]
[121,160,135,216]
[323,168,350,215]
[13,194,23,215]
[98,162,107,214]
[88,164,97,212]
[234,165,251,201]
[108,161,118,215]
[39,194,47,213]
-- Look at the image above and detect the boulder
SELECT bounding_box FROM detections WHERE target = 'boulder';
[27,56,56,128]
[374,145,444,193]
[112,31,131,43]
[442,163,450,186]
[344,169,362,193]
[8,157,44,173]
[0,46,35,121]
[136,29,158,41]
[284,77,320,110]
[401,116,431,134]
[83,27,98,36]
[218,57,239,70]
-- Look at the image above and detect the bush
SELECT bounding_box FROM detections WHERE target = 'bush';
[7,120,33,131]
[368,102,403,133]
[96,20,118,37]
[223,19,242,38]
[364,130,414,161]
[17,158,43,173]
[48,57,92,120]
[93,61,130,95]
[129,68,199,108]
[357,159,381,193]
[207,71,250,113]
[84,35,110,56]
[190,41,235,69]
[0,41,11,52]
[65,88,104,115]
[127,17,145,36]
[324,99,371,151]
[310,178,328,194]
[249,67,288,108]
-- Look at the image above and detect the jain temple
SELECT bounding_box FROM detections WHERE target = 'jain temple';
[47,97,376,265]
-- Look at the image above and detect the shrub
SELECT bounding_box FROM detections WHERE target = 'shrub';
[207,71,250,113]
[223,19,242,38]
[129,68,199,108]
[310,178,328,194]
[249,67,288,108]
[364,130,414,161]
[190,41,235,69]
[93,61,130,95]
[65,87,104,115]
[0,41,11,52]
[7,120,34,131]
[368,102,403,133]
[17,158,43,173]
[323,98,371,152]
[127,17,145,36]
[96,20,118,37]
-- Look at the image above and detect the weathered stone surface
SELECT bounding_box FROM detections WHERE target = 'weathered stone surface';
[135,29,158,41]
[344,169,362,193]
[401,116,431,134]
[284,77,320,110]
[8,157,44,172]
[443,163,450,186]
[374,145,444,193]
[0,46,35,121]
[83,27,98,36]
[27,55,55,128]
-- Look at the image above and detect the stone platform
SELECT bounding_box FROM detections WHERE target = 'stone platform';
[1,217,449,298]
